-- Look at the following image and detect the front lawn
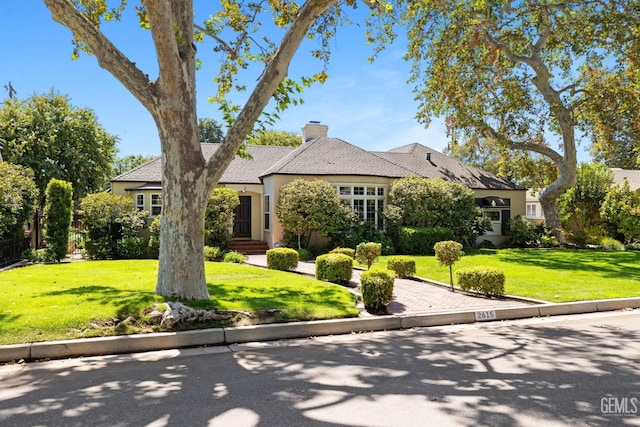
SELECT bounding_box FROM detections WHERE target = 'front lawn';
[0,260,359,345]
[372,249,640,302]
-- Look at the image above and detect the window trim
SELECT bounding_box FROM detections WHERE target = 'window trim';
[135,193,145,212]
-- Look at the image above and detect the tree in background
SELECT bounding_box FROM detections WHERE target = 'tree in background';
[204,188,240,250]
[198,118,224,144]
[558,163,614,246]
[0,163,39,240]
[0,91,117,204]
[43,0,381,299]
[377,0,639,242]
[277,179,345,250]
[247,130,301,147]
[600,179,640,244]
[43,179,73,261]
[112,154,158,176]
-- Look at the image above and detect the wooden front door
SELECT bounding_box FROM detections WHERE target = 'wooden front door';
[233,196,252,238]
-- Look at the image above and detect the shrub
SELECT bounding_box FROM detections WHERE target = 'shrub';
[80,193,147,260]
[540,232,560,248]
[356,242,381,269]
[43,179,74,261]
[600,237,625,251]
[456,267,505,297]
[360,269,395,313]
[223,251,246,263]
[205,188,240,250]
[266,247,299,271]
[116,236,148,259]
[316,253,353,285]
[22,247,57,263]
[434,240,464,291]
[508,215,538,248]
[397,226,454,255]
[297,248,313,261]
[387,256,416,278]
[148,215,161,258]
[0,162,39,240]
[204,245,222,261]
[330,247,355,258]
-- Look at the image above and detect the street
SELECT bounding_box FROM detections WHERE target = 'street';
[1,311,639,426]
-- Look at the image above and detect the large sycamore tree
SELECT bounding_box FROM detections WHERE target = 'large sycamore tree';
[378,0,639,241]
[43,0,379,299]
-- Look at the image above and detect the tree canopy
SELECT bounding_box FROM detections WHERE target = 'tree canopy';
[112,154,158,176]
[0,91,117,203]
[43,0,382,299]
[247,130,302,147]
[377,0,640,241]
[0,162,39,239]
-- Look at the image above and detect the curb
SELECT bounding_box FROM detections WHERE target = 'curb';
[2,297,639,363]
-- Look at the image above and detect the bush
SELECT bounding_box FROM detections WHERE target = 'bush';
[0,163,39,240]
[205,188,240,250]
[356,242,381,269]
[600,237,625,251]
[43,179,74,261]
[508,215,538,248]
[360,269,395,313]
[397,226,454,255]
[204,245,222,261]
[116,236,148,259]
[540,232,560,248]
[387,256,416,278]
[80,193,148,260]
[297,248,313,261]
[456,267,505,297]
[22,247,57,263]
[266,247,299,271]
[223,251,246,263]
[316,253,353,285]
[330,247,355,258]
[148,215,161,258]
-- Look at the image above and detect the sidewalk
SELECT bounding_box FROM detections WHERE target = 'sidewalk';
[245,255,535,315]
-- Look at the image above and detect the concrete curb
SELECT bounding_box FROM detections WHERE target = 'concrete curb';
[1,297,639,363]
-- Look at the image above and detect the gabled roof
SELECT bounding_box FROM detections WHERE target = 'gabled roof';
[373,143,519,190]
[111,140,520,191]
[260,137,415,178]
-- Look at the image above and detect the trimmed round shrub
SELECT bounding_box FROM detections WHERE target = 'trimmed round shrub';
[356,242,382,269]
[267,247,299,271]
[316,253,353,285]
[204,245,222,261]
[360,269,395,313]
[386,256,416,278]
[456,267,505,297]
[600,237,625,251]
[330,247,355,258]
[223,251,246,263]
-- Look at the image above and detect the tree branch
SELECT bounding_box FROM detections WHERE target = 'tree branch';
[43,0,155,111]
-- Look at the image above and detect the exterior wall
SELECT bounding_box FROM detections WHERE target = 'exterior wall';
[472,188,527,246]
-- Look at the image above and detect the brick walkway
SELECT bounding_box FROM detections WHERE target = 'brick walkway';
[245,255,535,315]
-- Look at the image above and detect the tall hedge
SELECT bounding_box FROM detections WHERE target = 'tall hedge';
[387,177,480,243]
[43,179,73,261]
[397,226,454,255]
[205,188,240,250]
[0,162,39,240]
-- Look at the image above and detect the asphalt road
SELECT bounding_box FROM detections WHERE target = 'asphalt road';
[1,311,639,427]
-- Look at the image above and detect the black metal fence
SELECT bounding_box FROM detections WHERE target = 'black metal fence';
[0,237,29,268]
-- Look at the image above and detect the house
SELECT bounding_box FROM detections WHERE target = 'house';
[110,122,525,249]
[526,189,546,224]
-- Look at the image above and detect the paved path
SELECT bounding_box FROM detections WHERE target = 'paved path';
[246,255,535,315]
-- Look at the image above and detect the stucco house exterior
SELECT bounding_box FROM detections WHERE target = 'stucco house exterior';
[110,122,525,249]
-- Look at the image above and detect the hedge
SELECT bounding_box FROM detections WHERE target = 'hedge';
[386,256,416,278]
[316,253,353,285]
[266,247,299,271]
[397,226,454,255]
[456,267,505,297]
[360,269,395,313]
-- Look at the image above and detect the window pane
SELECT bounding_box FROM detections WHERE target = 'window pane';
[264,195,270,213]
[152,206,162,216]
[340,186,351,195]
[377,187,384,196]
[264,213,270,230]
[367,187,376,196]
[354,199,364,220]
[354,187,364,195]
[366,199,376,222]
[486,211,500,221]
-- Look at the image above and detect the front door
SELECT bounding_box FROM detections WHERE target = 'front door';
[233,196,252,238]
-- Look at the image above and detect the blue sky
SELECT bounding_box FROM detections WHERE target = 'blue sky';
[0,2,451,158]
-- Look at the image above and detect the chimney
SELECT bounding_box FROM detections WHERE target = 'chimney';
[301,121,328,143]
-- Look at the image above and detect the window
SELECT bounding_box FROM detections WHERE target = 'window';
[264,195,271,231]
[135,194,145,211]
[526,203,537,218]
[334,184,387,229]
[484,209,502,235]
[151,194,162,216]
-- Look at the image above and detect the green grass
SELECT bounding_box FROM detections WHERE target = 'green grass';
[0,260,358,345]
[369,249,640,302]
